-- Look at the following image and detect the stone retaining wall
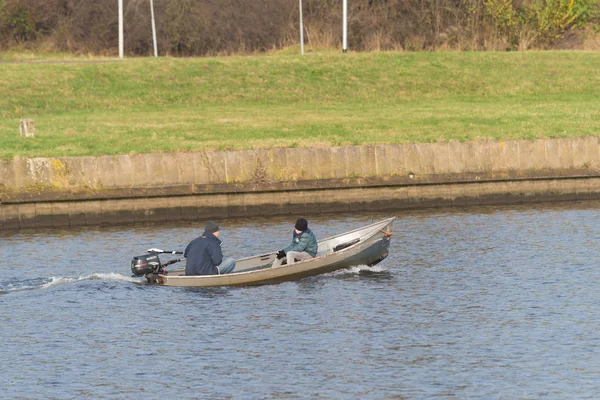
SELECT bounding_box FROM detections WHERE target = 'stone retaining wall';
[1,137,599,230]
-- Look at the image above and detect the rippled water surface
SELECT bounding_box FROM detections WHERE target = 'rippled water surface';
[2,202,600,399]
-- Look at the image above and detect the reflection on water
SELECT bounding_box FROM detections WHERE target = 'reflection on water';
[2,201,600,398]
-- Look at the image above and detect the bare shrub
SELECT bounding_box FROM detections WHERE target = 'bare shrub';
[0,0,597,54]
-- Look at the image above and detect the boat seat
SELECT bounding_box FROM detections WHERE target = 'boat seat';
[333,238,360,252]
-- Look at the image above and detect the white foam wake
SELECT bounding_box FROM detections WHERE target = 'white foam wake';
[326,264,388,277]
[1,273,142,293]
[43,273,142,288]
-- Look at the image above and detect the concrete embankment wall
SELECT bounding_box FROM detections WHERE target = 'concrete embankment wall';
[1,137,600,230]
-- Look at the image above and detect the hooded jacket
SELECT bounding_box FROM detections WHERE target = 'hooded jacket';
[283,228,318,257]
[184,231,223,276]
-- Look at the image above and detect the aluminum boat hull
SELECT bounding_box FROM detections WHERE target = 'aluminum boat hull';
[146,217,395,287]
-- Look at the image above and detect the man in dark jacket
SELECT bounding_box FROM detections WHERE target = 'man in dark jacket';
[272,218,318,267]
[184,221,236,276]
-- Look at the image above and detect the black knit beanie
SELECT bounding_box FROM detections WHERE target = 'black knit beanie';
[205,221,220,233]
[295,218,308,232]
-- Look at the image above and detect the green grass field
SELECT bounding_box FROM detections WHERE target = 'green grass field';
[1,51,599,159]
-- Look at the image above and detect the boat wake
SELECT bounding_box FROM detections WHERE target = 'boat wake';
[326,265,388,277]
[0,273,142,294]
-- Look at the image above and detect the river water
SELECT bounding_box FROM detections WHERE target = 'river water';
[1,201,599,399]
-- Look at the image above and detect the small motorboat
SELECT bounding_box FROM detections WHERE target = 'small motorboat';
[131,217,395,287]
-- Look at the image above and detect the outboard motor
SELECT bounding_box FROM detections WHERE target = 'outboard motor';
[131,254,163,277]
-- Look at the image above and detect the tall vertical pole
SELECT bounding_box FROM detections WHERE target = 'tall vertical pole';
[342,0,348,53]
[118,0,124,58]
[299,0,304,55]
[150,0,158,57]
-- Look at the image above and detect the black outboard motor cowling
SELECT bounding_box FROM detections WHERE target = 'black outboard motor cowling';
[131,254,162,277]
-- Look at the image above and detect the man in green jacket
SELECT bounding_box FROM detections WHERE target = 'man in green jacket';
[272,218,318,267]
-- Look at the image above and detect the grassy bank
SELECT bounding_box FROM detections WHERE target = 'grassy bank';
[1,51,599,159]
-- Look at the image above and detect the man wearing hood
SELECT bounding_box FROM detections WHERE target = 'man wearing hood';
[272,218,318,267]
[184,221,236,275]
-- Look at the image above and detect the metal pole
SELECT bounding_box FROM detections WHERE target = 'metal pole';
[342,0,348,53]
[299,0,304,55]
[150,0,158,57]
[118,0,124,58]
